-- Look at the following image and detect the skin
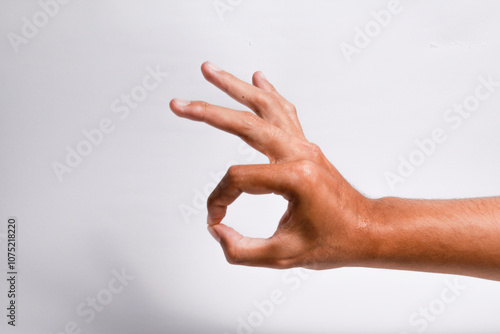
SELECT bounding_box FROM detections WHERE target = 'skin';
[170,61,500,281]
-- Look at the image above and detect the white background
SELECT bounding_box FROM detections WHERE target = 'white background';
[1,1,500,333]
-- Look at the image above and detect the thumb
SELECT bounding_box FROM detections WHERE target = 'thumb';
[207,223,291,269]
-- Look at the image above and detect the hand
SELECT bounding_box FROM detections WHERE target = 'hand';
[170,61,373,269]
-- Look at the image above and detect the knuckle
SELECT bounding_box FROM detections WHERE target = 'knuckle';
[206,190,217,207]
[201,101,210,112]
[307,143,323,157]
[241,112,260,129]
[292,160,321,186]
[225,245,242,265]
[191,101,206,111]
[300,142,324,162]
[188,101,210,121]
[213,166,239,195]
[188,101,200,111]
[274,257,294,269]
[294,159,317,177]
[226,165,241,181]
[222,165,244,189]
[271,236,300,269]
[254,92,276,110]
[283,103,297,115]
[200,102,211,121]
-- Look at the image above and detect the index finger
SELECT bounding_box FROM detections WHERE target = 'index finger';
[170,99,300,161]
[207,163,298,225]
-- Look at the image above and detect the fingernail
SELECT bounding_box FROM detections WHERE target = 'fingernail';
[206,61,221,72]
[207,226,221,243]
[258,71,267,80]
[173,98,190,107]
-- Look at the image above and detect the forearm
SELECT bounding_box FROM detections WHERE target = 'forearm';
[363,196,500,281]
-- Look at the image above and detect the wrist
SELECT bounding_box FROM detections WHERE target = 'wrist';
[349,196,399,268]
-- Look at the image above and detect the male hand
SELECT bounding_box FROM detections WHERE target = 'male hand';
[170,61,373,270]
